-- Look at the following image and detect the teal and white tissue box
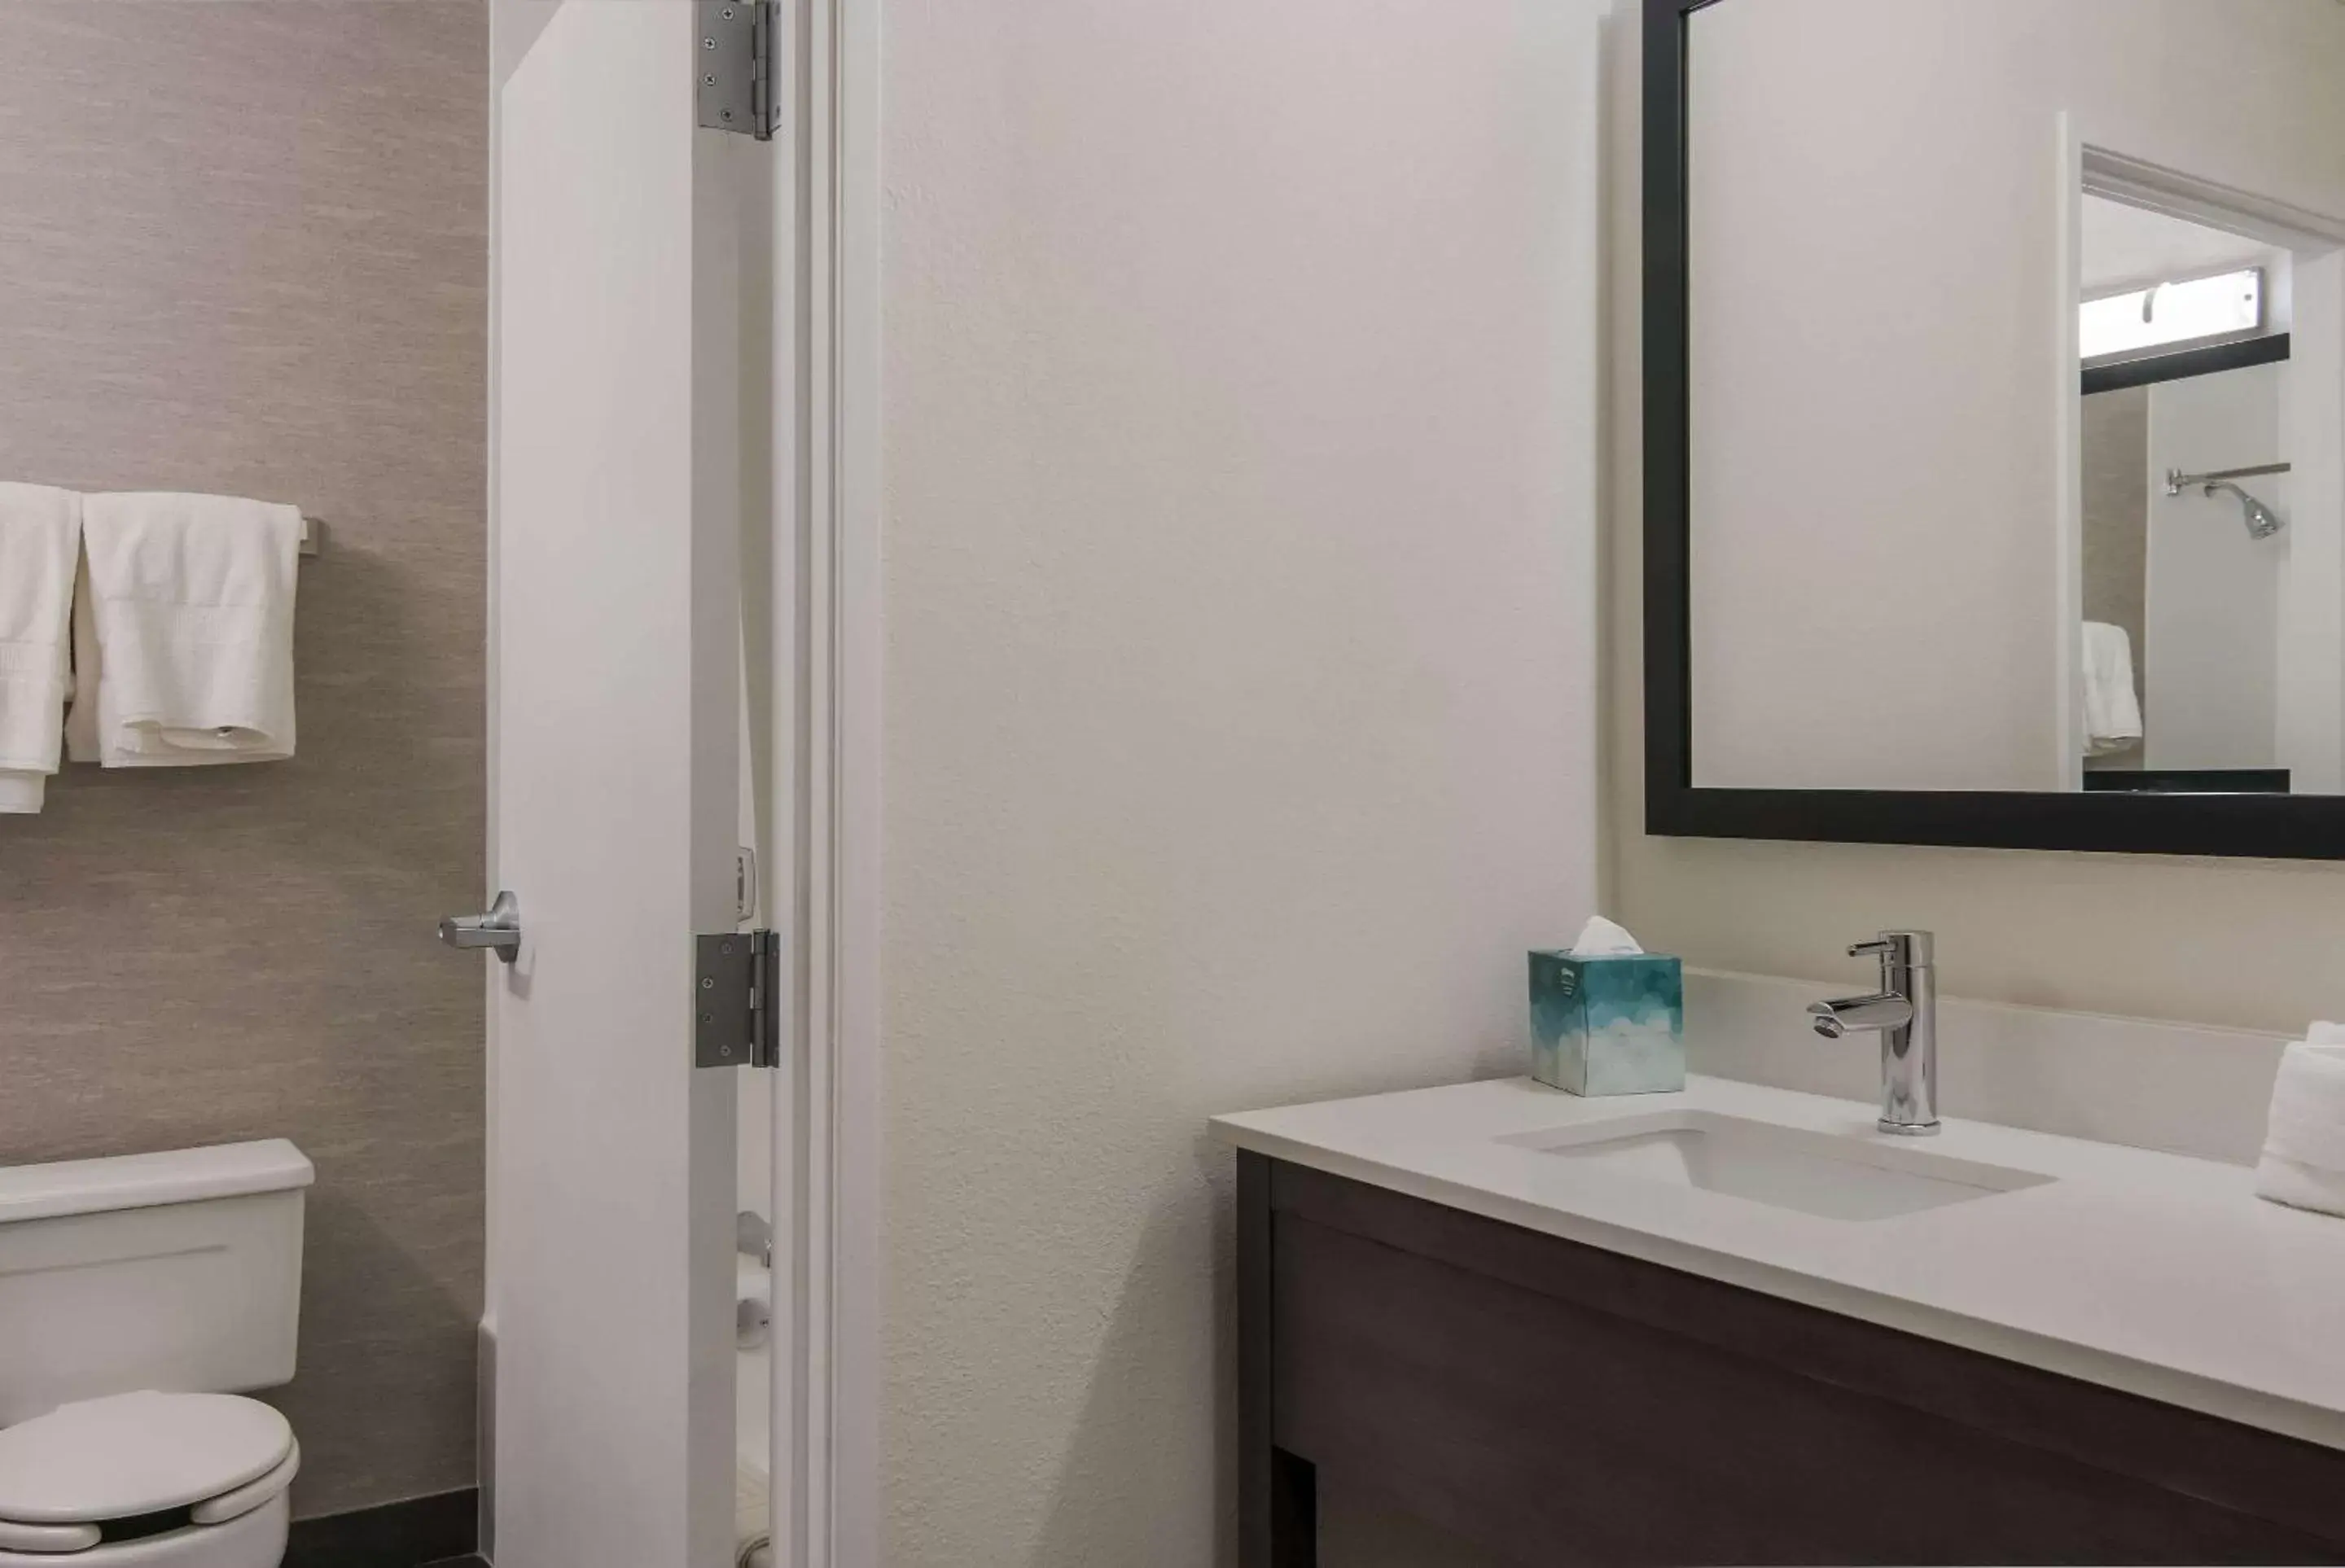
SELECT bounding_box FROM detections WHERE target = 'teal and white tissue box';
[1528,949,1685,1096]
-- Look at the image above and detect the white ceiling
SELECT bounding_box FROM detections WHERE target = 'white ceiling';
[2080,196,2282,297]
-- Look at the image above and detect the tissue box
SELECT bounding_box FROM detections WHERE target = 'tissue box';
[1528,949,1685,1096]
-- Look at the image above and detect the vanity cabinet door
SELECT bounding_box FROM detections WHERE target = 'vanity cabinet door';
[1244,1156,2345,1566]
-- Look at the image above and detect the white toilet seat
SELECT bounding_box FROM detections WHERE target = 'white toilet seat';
[0,1394,296,1565]
[0,1522,98,1557]
[0,1493,287,1567]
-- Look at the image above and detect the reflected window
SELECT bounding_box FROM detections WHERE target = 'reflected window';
[2081,267,2264,363]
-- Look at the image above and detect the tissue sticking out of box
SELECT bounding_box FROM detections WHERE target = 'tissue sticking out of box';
[1571,915,1644,957]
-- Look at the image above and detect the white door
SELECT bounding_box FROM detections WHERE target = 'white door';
[489,4,747,1564]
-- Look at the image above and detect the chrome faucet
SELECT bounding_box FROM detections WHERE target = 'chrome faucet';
[1808,931,1939,1136]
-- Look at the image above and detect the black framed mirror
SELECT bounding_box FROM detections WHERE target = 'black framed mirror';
[1643,0,2345,859]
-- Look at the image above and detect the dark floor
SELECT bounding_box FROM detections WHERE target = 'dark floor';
[283,1487,479,1568]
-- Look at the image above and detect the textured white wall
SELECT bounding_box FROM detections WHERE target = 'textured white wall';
[1606,2,2345,1035]
[879,2,1604,1561]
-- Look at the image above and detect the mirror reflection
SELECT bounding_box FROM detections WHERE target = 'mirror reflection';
[2080,201,2295,793]
[1683,0,2345,795]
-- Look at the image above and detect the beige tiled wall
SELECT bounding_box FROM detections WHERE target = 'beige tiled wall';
[0,1,487,1518]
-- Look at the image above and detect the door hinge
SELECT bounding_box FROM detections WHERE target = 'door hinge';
[695,930,782,1068]
[696,0,781,141]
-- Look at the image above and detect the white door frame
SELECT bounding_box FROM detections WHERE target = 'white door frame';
[768,0,883,1562]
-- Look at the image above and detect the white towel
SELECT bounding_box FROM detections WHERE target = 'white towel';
[2081,620,2144,757]
[2255,1021,2345,1219]
[71,493,300,768]
[0,484,84,812]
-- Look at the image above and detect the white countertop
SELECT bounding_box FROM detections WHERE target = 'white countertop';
[1212,1074,2345,1452]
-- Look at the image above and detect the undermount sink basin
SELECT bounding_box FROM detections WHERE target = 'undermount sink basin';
[1500,1110,2055,1221]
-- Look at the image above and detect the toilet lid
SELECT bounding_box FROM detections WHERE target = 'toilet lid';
[0,1392,294,1526]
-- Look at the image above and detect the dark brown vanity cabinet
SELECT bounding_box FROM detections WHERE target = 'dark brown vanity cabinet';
[1237,1152,2345,1566]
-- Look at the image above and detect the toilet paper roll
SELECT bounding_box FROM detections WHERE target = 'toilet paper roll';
[736,1458,773,1567]
[738,1257,773,1350]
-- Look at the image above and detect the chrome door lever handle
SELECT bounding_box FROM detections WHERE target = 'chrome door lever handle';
[441,890,522,963]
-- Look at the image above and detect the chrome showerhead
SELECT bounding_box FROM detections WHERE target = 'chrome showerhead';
[2207,480,2285,540]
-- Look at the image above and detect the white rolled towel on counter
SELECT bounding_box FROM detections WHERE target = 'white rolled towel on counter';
[2255,1022,2345,1219]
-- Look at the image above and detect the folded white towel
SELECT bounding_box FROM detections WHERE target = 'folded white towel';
[2255,1021,2345,1219]
[0,484,85,812]
[71,493,300,768]
[2081,620,2143,757]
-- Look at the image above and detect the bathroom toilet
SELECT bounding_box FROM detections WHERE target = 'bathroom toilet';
[0,1141,313,1566]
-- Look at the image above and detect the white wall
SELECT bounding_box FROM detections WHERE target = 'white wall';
[1607,2,2345,1041]
[1682,0,2345,791]
[2144,364,2284,770]
[879,2,1604,1561]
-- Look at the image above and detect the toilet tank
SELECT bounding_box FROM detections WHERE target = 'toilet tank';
[0,1141,313,1426]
